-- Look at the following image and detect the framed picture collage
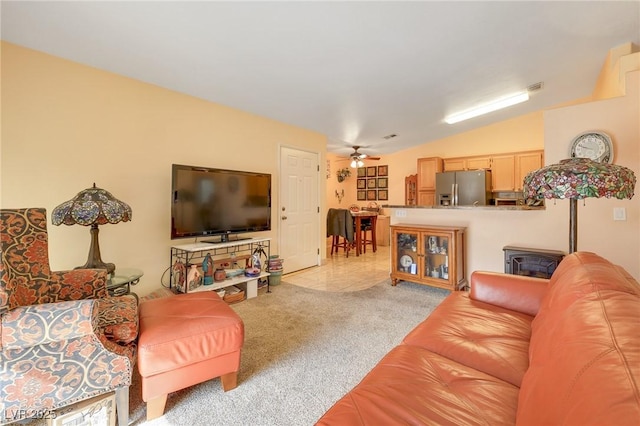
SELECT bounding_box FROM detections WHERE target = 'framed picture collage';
[357,165,388,201]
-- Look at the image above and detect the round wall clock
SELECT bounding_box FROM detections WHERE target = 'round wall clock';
[569,131,613,163]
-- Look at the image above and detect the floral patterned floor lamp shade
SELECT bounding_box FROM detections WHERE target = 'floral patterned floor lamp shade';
[52,183,132,274]
[523,158,636,253]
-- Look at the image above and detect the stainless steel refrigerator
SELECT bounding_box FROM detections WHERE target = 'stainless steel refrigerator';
[435,170,492,206]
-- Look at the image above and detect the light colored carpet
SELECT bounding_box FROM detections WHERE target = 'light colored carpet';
[132,280,449,426]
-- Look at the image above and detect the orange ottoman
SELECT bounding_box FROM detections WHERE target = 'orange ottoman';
[138,292,244,420]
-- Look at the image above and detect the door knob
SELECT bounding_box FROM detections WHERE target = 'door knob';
[281,216,288,220]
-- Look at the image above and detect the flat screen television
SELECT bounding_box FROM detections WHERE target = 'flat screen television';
[171,164,271,241]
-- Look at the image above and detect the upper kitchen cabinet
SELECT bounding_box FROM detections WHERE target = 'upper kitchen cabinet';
[417,157,443,206]
[443,158,466,171]
[515,151,543,191]
[492,150,543,192]
[491,154,516,191]
[443,156,491,172]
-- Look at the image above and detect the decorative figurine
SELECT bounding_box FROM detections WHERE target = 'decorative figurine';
[172,260,186,292]
[202,253,214,285]
[187,264,201,290]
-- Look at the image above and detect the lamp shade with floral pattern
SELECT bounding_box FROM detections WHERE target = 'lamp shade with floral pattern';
[52,183,131,274]
[523,158,636,253]
[523,158,635,201]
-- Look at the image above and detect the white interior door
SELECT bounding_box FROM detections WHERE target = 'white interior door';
[279,147,320,273]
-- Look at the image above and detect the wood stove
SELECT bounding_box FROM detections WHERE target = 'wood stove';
[503,246,565,279]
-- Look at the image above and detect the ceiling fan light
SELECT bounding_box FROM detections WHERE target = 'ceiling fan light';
[350,158,364,168]
[444,91,529,124]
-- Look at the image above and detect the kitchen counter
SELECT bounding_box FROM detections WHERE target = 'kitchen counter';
[382,204,544,211]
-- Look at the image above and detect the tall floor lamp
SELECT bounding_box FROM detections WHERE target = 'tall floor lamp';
[52,183,132,275]
[523,158,636,253]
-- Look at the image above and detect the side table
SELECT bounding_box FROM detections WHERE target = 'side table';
[108,268,143,300]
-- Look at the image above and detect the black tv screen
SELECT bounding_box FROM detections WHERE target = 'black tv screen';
[171,164,271,240]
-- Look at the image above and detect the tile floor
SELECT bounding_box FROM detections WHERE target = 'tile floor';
[283,242,391,292]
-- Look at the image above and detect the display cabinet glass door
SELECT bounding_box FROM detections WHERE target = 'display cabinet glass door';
[423,232,449,282]
[395,231,419,276]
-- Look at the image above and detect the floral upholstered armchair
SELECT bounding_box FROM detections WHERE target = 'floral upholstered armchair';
[0,208,138,426]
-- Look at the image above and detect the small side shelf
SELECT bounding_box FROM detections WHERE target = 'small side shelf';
[170,237,271,301]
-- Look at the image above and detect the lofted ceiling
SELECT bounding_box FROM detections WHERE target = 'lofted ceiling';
[2,1,639,158]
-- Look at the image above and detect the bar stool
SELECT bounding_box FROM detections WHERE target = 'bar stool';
[359,215,377,254]
[331,235,351,257]
[327,208,354,257]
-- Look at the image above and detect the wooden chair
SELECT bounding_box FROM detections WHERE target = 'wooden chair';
[327,208,354,257]
[358,215,378,254]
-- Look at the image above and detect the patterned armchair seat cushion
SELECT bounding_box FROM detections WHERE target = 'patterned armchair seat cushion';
[1,300,135,418]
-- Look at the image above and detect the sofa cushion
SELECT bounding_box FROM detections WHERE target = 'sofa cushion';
[403,292,533,387]
[317,345,520,426]
[517,252,640,425]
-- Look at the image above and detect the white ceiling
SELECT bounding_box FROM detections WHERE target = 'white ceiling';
[2,1,639,157]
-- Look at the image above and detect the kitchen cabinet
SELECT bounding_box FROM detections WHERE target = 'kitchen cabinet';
[443,158,466,171]
[391,224,466,291]
[443,156,491,172]
[418,191,436,206]
[376,215,390,246]
[466,156,492,170]
[416,157,442,206]
[491,151,543,192]
[515,151,543,191]
[491,154,516,191]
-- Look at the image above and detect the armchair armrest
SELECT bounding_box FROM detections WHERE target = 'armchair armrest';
[2,300,96,350]
[50,269,108,301]
[470,271,549,316]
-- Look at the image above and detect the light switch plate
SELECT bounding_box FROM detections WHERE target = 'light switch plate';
[395,209,407,218]
[613,207,626,221]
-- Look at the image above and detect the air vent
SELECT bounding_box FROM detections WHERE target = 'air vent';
[383,134,397,140]
[527,82,544,92]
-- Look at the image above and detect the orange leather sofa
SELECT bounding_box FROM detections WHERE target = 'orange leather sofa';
[317,252,640,425]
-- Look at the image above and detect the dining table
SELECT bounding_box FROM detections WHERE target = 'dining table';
[350,210,378,256]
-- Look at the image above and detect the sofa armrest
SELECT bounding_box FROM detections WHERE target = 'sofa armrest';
[2,300,96,350]
[50,268,108,300]
[470,271,549,316]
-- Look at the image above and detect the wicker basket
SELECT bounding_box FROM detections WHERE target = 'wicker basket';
[223,287,245,304]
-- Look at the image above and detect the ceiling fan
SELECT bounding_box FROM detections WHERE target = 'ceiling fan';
[344,146,381,168]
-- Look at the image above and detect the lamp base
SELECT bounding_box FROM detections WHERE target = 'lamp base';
[76,224,116,275]
[76,259,116,276]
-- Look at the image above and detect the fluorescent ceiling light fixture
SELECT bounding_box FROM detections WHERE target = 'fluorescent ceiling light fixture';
[444,91,530,124]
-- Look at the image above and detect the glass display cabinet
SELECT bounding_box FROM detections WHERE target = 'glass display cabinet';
[391,224,466,291]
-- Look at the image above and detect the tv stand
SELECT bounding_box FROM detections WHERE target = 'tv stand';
[170,238,271,302]
[204,235,252,244]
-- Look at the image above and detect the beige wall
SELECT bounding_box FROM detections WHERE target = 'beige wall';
[326,112,544,214]
[1,42,328,296]
[3,41,638,297]
[385,71,640,280]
